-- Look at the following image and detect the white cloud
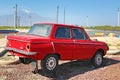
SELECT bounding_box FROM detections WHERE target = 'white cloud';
[22,9,31,14]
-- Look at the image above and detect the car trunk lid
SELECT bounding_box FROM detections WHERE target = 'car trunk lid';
[7,35,50,51]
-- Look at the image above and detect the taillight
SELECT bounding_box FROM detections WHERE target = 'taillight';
[26,44,30,51]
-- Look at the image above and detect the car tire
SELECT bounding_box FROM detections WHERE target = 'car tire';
[41,55,58,73]
[91,51,103,68]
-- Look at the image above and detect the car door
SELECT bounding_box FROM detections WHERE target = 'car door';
[53,26,74,60]
[72,28,94,60]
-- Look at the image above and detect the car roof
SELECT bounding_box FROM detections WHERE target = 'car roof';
[34,22,83,29]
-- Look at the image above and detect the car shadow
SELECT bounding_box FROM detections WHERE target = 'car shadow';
[38,57,120,80]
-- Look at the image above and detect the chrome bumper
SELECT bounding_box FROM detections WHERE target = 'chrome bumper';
[5,47,36,55]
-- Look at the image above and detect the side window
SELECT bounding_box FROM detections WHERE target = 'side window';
[72,28,88,40]
[55,27,70,38]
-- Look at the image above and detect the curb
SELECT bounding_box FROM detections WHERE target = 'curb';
[107,50,120,55]
[0,60,20,65]
[0,48,20,65]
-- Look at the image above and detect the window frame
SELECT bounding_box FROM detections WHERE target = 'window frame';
[54,26,71,39]
[72,28,88,40]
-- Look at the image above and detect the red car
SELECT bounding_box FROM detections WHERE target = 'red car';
[5,23,109,73]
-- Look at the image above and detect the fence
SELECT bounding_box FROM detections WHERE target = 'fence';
[86,29,120,38]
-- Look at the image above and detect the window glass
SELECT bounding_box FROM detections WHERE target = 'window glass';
[55,27,70,38]
[72,28,88,40]
[28,24,52,37]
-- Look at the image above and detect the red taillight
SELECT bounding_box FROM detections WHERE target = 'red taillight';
[26,44,30,51]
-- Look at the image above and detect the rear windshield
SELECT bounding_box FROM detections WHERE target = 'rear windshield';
[28,24,52,37]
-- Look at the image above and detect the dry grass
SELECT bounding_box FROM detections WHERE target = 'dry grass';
[91,37,120,50]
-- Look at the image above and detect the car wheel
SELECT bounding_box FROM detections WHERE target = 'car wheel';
[19,58,32,64]
[91,51,103,68]
[41,55,58,73]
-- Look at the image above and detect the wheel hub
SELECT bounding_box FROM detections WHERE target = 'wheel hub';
[95,54,102,65]
[46,57,56,70]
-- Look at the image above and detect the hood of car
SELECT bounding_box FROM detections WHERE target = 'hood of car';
[91,39,106,45]
[7,34,51,43]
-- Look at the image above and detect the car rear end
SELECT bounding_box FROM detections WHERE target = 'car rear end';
[6,35,36,59]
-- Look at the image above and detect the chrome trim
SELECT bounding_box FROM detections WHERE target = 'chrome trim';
[51,42,55,53]
[5,47,36,55]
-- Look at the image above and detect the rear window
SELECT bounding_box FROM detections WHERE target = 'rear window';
[28,24,52,37]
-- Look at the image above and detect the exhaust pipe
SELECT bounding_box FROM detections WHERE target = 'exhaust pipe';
[0,49,8,57]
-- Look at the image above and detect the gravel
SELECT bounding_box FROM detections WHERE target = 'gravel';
[0,55,120,80]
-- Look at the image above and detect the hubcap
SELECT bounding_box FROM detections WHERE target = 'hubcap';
[95,54,102,66]
[46,57,56,70]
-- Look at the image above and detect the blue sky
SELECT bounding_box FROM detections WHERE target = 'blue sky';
[0,0,120,26]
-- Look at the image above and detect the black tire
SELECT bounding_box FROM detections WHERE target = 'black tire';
[19,58,32,64]
[41,55,58,73]
[91,51,103,68]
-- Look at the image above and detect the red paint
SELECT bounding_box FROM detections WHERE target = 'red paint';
[6,23,109,60]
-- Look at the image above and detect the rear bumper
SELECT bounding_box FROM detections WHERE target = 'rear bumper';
[5,47,36,55]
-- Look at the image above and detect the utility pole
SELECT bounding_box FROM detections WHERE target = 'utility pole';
[6,17,8,26]
[118,8,120,26]
[86,16,89,27]
[64,7,65,24]
[56,5,59,23]
[14,4,18,28]
[29,15,32,26]
[17,16,20,27]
